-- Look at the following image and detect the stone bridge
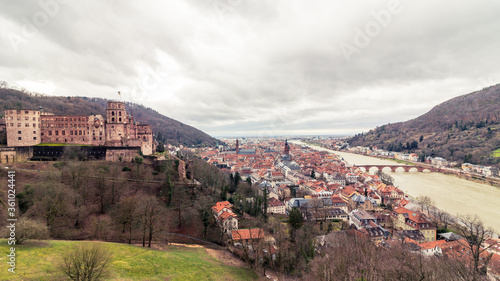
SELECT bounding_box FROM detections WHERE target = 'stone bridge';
[354,165,435,173]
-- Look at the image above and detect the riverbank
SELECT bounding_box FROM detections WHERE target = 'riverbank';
[302,141,500,188]
[293,140,500,232]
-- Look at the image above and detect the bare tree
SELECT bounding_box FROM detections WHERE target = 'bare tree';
[111,196,139,244]
[431,209,452,230]
[136,195,168,247]
[13,217,49,244]
[58,242,111,281]
[416,195,435,215]
[453,215,496,277]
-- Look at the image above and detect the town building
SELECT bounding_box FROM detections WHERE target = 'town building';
[391,207,436,242]
[267,197,286,214]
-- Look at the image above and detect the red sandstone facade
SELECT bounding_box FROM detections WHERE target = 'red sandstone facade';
[4,102,155,155]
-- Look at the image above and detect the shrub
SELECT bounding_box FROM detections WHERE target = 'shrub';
[58,242,111,281]
[9,217,49,244]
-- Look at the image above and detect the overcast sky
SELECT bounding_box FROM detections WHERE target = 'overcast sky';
[1,1,499,137]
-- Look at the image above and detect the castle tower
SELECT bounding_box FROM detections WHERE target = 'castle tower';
[105,102,128,143]
[106,102,127,124]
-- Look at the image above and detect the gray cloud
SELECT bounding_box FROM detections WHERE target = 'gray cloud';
[1,0,499,137]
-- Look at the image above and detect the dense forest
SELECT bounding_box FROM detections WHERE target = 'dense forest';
[349,84,500,166]
[0,85,219,147]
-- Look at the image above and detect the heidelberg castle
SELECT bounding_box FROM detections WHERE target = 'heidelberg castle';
[4,101,155,158]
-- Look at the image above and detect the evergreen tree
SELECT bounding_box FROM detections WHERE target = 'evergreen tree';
[289,207,303,230]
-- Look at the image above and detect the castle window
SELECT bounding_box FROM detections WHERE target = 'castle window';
[33,137,36,140]
[112,111,115,116]
[25,117,29,120]
[119,111,122,116]
[17,110,20,114]
[49,131,52,136]
[112,118,115,122]
[25,111,28,114]
[70,131,73,135]
[33,131,36,134]
[18,137,21,140]
[10,123,13,127]
[100,131,102,135]
[62,131,65,136]
[25,123,29,127]
[18,131,21,134]
[79,130,82,135]
[99,137,102,140]
[33,123,36,128]
[33,117,36,121]
[119,118,122,122]
[55,131,59,135]
[93,137,96,140]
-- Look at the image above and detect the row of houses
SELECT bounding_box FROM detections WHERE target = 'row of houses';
[462,163,499,177]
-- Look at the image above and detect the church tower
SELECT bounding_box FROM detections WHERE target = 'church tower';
[284,139,290,155]
[235,139,240,154]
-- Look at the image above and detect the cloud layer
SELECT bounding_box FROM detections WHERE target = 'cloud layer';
[1,0,500,137]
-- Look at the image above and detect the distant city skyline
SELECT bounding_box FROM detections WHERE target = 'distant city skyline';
[1,1,499,137]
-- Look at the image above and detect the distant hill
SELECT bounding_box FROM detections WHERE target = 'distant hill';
[348,84,500,166]
[0,87,219,147]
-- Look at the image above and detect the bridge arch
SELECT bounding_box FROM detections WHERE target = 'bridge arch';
[367,166,380,174]
[408,167,419,173]
[381,166,393,173]
[394,166,406,173]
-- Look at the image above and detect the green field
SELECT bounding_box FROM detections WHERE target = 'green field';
[492,148,500,158]
[0,240,257,281]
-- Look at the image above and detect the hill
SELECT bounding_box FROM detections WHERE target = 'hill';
[0,240,257,280]
[348,84,500,166]
[0,87,219,147]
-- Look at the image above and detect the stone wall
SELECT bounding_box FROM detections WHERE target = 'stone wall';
[105,147,140,162]
[0,147,16,164]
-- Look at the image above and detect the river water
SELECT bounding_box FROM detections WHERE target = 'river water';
[292,141,500,232]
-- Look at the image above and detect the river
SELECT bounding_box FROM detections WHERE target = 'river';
[292,140,500,233]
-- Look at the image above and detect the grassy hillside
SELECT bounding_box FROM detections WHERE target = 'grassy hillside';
[349,84,500,166]
[0,87,219,147]
[0,240,257,281]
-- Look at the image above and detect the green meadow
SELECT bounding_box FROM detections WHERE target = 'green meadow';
[492,148,500,158]
[0,240,257,281]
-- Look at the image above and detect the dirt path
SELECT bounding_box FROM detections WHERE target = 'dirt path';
[205,248,250,268]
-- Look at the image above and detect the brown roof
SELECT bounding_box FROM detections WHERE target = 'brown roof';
[231,228,264,241]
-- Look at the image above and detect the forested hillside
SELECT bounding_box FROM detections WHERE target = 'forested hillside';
[0,87,218,147]
[349,84,500,166]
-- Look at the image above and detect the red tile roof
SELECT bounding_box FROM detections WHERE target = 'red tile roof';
[231,228,264,241]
